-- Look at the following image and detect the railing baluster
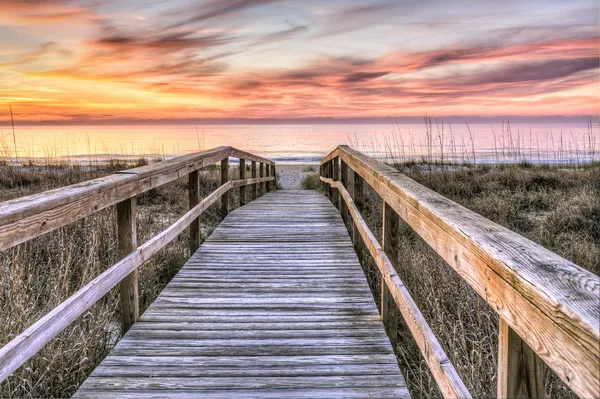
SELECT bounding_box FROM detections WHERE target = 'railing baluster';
[221,158,229,217]
[382,201,400,351]
[498,318,546,398]
[259,162,265,196]
[340,159,348,224]
[239,159,246,206]
[117,197,138,334]
[271,164,277,190]
[351,168,364,260]
[333,156,340,210]
[252,160,257,200]
[188,170,200,254]
[266,162,271,193]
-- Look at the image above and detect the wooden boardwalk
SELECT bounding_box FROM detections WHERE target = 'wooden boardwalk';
[74,190,409,398]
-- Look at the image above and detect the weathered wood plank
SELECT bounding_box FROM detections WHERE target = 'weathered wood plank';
[239,158,246,206]
[498,318,545,398]
[220,158,229,217]
[323,145,600,398]
[74,190,408,398]
[334,181,472,398]
[188,170,200,254]
[117,198,138,334]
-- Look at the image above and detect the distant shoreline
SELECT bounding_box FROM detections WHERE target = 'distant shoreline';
[1,115,598,127]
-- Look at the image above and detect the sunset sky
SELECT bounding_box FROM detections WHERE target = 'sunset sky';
[1,0,599,123]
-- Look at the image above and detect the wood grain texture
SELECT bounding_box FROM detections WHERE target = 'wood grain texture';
[322,145,600,398]
[239,159,246,206]
[0,147,275,251]
[251,160,257,200]
[331,181,472,399]
[220,158,229,217]
[260,162,265,196]
[266,161,271,193]
[498,318,545,399]
[117,198,139,334]
[74,190,408,399]
[382,201,400,351]
[188,170,200,254]
[0,177,272,385]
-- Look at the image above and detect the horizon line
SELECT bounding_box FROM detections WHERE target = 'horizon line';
[1,115,598,127]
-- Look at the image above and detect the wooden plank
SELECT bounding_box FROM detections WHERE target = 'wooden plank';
[188,170,200,254]
[498,318,545,398]
[335,182,472,398]
[118,198,138,334]
[74,191,408,398]
[229,147,274,166]
[352,169,364,263]
[271,164,277,190]
[220,158,229,217]
[325,145,600,398]
[74,387,409,399]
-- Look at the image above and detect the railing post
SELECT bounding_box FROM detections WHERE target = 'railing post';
[259,162,265,196]
[340,159,348,224]
[221,157,229,217]
[117,197,138,334]
[251,160,257,200]
[498,318,546,399]
[188,170,200,254]
[332,156,339,210]
[382,201,400,351]
[352,169,364,258]
[271,164,277,190]
[266,163,271,193]
[239,159,246,206]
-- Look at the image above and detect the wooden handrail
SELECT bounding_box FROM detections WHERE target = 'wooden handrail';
[0,146,273,251]
[320,145,600,398]
[0,149,275,383]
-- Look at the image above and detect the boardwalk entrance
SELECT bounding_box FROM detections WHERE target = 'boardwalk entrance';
[74,190,409,398]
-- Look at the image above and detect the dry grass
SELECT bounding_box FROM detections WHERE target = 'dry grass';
[0,163,243,398]
[351,162,599,398]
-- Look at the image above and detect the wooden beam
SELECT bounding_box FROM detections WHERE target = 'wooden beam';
[239,159,246,206]
[117,198,138,334]
[330,180,472,398]
[330,145,599,398]
[0,146,276,252]
[271,165,277,190]
[340,160,348,225]
[251,161,257,200]
[259,163,265,196]
[188,170,201,254]
[498,318,546,399]
[351,170,364,251]
[332,157,339,210]
[221,158,229,218]
[265,162,271,193]
[382,201,400,351]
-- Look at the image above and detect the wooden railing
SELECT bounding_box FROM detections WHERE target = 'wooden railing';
[320,145,599,399]
[0,146,276,383]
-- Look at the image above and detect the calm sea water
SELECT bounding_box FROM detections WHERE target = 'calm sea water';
[1,123,598,164]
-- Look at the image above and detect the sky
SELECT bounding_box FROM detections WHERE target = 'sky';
[0,0,599,123]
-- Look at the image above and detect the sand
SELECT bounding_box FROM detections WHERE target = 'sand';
[275,164,318,189]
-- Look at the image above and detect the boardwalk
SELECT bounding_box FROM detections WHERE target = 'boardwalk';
[74,190,409,398]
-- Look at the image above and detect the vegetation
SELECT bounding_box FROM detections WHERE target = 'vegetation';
[0,163,243,398]
[300,172,322,191]
[353,162,599,398]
